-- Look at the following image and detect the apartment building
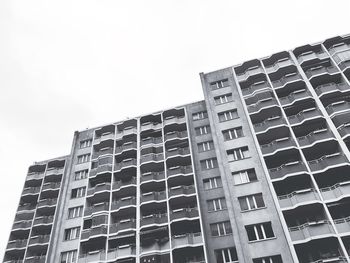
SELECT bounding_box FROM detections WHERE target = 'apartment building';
[3,33,350,263]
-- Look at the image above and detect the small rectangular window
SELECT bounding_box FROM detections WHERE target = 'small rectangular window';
[74,170,88,180]
[64,227,80,241]
[195,125,211,136]
[210,79,229,90]
[197,141,214,152]
[71,187,86,199]
[238,193,265,211]
[218,110,238,122]
[227,147,249,161]
[192,111,208,121]
[215,247,238,263]
[200,158,218,170]
[68,206,83,219]
[207,198,227,212]
[253,255,283,263]
[214,93,233,105]
[232,169,257,185]
[223,127,243,141]
[77,154,90,164]
[210,221,232,236]
[245,222,275,241]
[79,139,92,149]
[203,177,222,190]
[60,250,77,263]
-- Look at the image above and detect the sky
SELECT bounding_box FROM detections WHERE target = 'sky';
[0,0,349,259]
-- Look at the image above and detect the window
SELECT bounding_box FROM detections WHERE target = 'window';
[227,147,249,161]
[215,247,238,263]
[253,255,283,263]
[77,154,90,164]
[238,193,265,211]
[200,158,218,170]
[210,79,229,90]
[193,111,208,121]
[195,125,211,136]
[68,206,83,219]
[218,110,238,122]
[64,227,80,241]
[79,139,92,149]
[203,177,222,190]
[71,187,86,199]
[214,93,233,105]
[207,198,227,212]
[223,127,243,141]
[74,170,88,180]
[210,221,232,236]
[232,169,257,185]
[198,141,214,152]
[61,250,77,263]
[245,222,274,241]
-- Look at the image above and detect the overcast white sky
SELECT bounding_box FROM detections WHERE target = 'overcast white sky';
[1,0,349,258]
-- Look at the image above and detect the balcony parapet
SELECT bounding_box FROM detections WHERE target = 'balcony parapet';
[288,108,323,126]
[167,165,193,177]
[78,250,106,263]
[45,167,63,176]
[13,220,32,230]
[170,208,199,221]
[141,191,166,204]
[141,122,163,131]
[107,245,136,261]
[26,172,45,181]
[338,122,350,139]
[236,66,264,82]
[113,177,136,191]
[92,147,114,159]
[114,159,137,171]
[278,188,320,209]
[89,164,112,177]
[141,137,163,147]
[315,82,350,97]
[260,137,296,155]
[305,65,338,79]
[41,182,60,191]
[269,161,308,180]
[141,153,164,164]
[141,171,165,183]
[242,82,271,97]
[266,58,294,73]
[115,142,137,155]
[297,128,335,147]
[297,50,328,64]
[253,116,287,134]
[115,128,137,139]
[141,213,167,227]
[272,73,303,89]
[163,116,186,126]
[166,147,190,158]
[247,98,279,114]
[81,225,108,240]
[320,180,350,201]
[308,153,349,172]
[111,197,136,211]
[169,185,196,198]
[334,216,350,233]
[84,202,109,216]
[288,220,335,242]
[22,187,40,196]
[94,132,115,144]
[165,131,188,141]
[37,198,57,208]
[279,89,312,106]
[6,239,27,250]
[171,232,203,249]
[28,235,50,245]
[109,219,136,234]
[326,101,350,117]
[87,183,111,196]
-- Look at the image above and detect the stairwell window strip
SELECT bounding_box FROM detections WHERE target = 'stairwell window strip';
[207,198,227,212]
[215,247,238,263]
[227,147,250,162]
[223,127,243,141]
[77,154,90,164]
[214,93,233,105]
[218,109,239,122]
[210,221,233,236]
[210,79,229,90]
[200,158,218,170]
[238,193,265,211]
[193,111,208,121]
[60,250,77,263]
[232,169,257,185]
[74,170,88,180]
[198,141,214,152]
[64,227,80,241]
[195,125,211,136]
[203,177,222,190]
[68,206,83,219]
[246,222,275,241]
[79,139,92,149]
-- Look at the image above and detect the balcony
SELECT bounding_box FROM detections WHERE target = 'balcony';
[260,137,297,156]
[272,73,303,89]
[170,208,199,221]
[320,180,350,201]
[329,42,350,56]
[113,177,136,191]
[141,153,164,164]
[297,129,335,148]
[141,137,163,147]
[141,213,168,227]
[279,89,312,107]
[278,188,320,209]
[115,142,137,155]
[306,66,338,79]
[141,191,166,204]
[78,250,106,263]
[24,256,46,263]
[33,216,54,226]
[166,147,190,158]
[164,116,186,126]
[141,171,165,183]
[288,108,323,126]
[109,219,136,234]
[242,81,271,97]
[17,204,36,212]
[37,198,57,208]
[297,50,328,64]
[315,82,350,98]
[338,123,350,139]
[165,131,188,141]
[326,101,350,117]
[87,183,111,196]
[41,182,60,191]
[116,128,137,139]
[253,116,287,134]
[45,167,63,176]
[167,165,193,177]
[94,133,115,144]
[26,172,45,181]
[89,164,113,178]
[269,161,308,180]
[289,221,335,243]
[141,122,163,131]
[28,235,50,246]
[333,216,350,233]
[236,66,264,82]
[92,147,114,159]
[6,239,27,250]
[308,153,349,172]
[247,98,279,114]
[266,58,294,73]
[13,220,32,230]
[22,187,40,196]
[169,185,196,198]
[171,233,203,249]
[111,197,136,211]
[84,202,109,216]
[107,246,136,261]
[140,241,170,255]
[114,159,137,171]
[81,225,108,241]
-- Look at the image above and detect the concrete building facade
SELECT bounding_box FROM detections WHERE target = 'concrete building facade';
[4,33,350,263]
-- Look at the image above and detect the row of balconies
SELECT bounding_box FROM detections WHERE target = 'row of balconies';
[12,216,54,231]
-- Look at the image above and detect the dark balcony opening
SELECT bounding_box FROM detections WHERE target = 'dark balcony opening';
[141,181,166,195]
[276,81,307,99]
[303,57,333,72]
[314,166,350,189]
[9,228,30,241]
[141,202,167,217]
[263,51,290,68]
[4,250,25,261]
[283,203,327,228]
[80,237,106,257]
[322,93,350,111]
[250,106,282,125]
[141,254,170,263]
[165,139,188,152]
[28,164,46,175]
[327,198,350,221]
[333,112,350,128]
[24,179,42,189]
[166,157,191,170]
[311,71,343,88]
[47,159,65,170]
[292,118,328,138]
[345,138,350,152]
[164,122,187,135]
[244,90,275,106]
[140,226,169,251]
[95,124,115,138]
[39,188,59,200]
[295,237,344,262]
[264,148,300,169]
[163,108,185,120]
[140,114,162,126]
[173,247,205,263]
[239,74,267,90]
[324,35,350,50]
[108,235,136,260]
[273,173,313,196]
[35,206,55,218]
[89,173,111,188]
[84,214,108,229]
[257,125,290,145]
[294,44,323,60]
[115,150,137,164]
[20,192,38,205]
[341,236,350,258]
[31,224,52,237]
[141,146,163,156]
[169,195,198,215]
[171,219,201,236]
[91,156,113,169]
[25,245,48,259]
[15,211,34,222]
[110,211,136,228]
[168,175,194,189]
[235,59,261,76]
[93,141,114,159]
[117,119,137,133]
[283,99,316,117]
[303,140,340,161]
[268,65,297,82]
[86,191,110,208]
[113,175,136,191]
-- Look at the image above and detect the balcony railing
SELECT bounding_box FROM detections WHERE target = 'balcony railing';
[260,137,296,156]
[37,198,57,208]
[26,172,45,181]
[141,213,168,226]
[236,66,264,82]
[115,142,137,155]
[116,128,137,139]
[163,116,186,126]
[272,73,303,89]
[113,177,136,191]
[166,147,190,158]
[165,131,188,141]
[141,137,163,147]
[141,122,163,131]
[279,89,312,106]
[167,165,193,177]
[17,203,36,212]
[288,221,334,242]
[114,159,137,171]
[141,171,165,183]
[326,101,350,117]
[269,161,308,180]
[288,108,323,126]
[41,182,60,191]
[253,116,286,134]
[111,197,136,211]
[315,82,350,98]
[247,98,279,114]
[170,208,199,221]
[109,219,136,234]
[78,250,106,263]
[92,147,114,159]
[28,235,50,245]
[265,58,294,73]
[169,185,195,198]
[278,188,320,209]
[45,167,63,176]
[308,153,348,172]
[141,191,166,203]
[22,187,40,196]
[81,225,108,240]
[305,65,338,79]
[89,164,113,177]
[24,256,46,263]
[297,50,328,64]
[242,82,271,97]
[33,216,54,226]
[171,232,203,249]
[141,153,164,164]
[297,128,335,148]
[13,220,32,230]
[320,180,350,201]
[84,202,109,216]
[333,216,350,233]
[94,132,115,144]
[107,245,136,261]
[338,122,350,139]
[87,183,111,196]
[6,239,27,250]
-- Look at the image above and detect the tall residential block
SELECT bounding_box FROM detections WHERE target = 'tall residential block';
[4,33,350,263]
